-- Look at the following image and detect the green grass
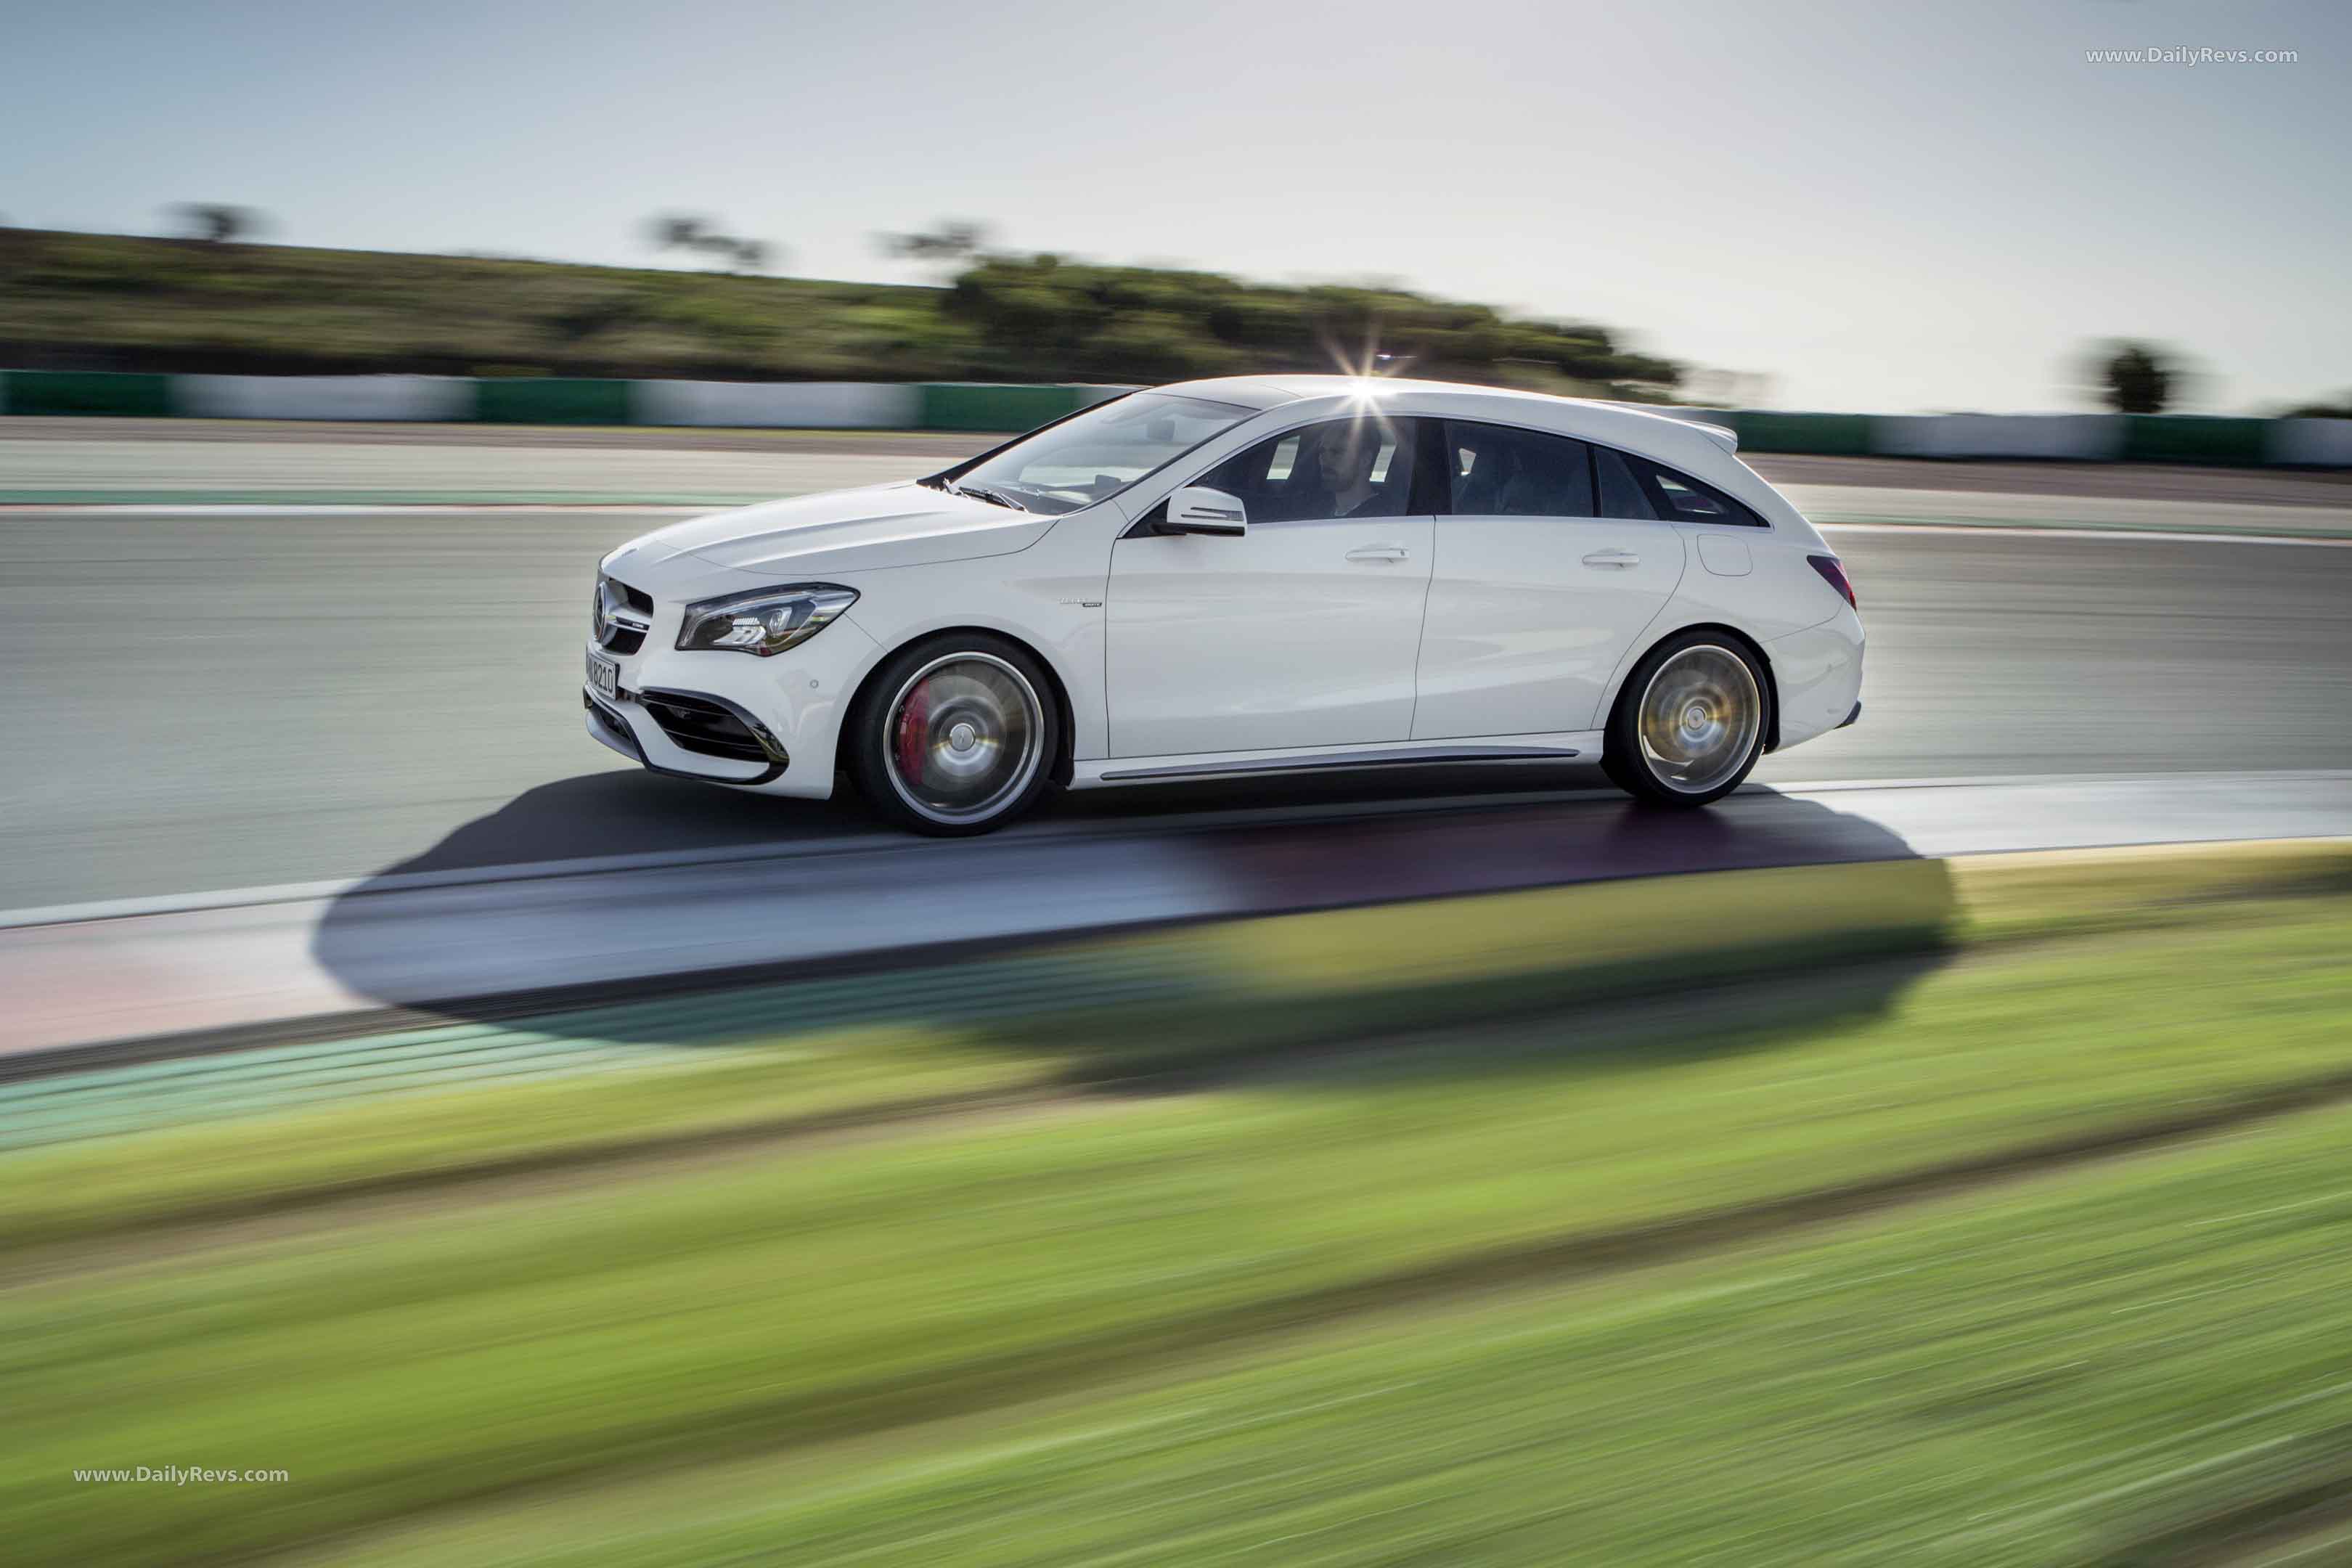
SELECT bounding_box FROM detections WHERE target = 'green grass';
[1,844,2348,1564]
[290,1102,2352,1568]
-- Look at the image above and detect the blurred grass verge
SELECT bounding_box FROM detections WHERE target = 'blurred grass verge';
[284,1103,2352,1568]
[1,840,2348,1564]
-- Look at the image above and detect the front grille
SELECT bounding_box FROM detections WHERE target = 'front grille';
[594,575,655,655]
[639,690,777,764]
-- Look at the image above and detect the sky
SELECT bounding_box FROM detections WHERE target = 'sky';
[5,0,2345,412]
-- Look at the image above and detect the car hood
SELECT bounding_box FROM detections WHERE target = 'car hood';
[607,483,1058,587]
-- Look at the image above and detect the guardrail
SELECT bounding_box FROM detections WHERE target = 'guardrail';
[1,370,2347,463]
[0,370,1131,434]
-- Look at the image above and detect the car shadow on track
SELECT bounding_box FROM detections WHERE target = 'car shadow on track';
[369,769,875,875]
[311,769,1960,1066]
[370,762,1641,876]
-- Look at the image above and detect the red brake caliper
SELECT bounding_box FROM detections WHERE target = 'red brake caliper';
[894,685,931,780]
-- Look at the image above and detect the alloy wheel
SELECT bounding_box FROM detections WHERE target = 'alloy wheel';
[882,653,1046,825]
[1635,644,1760,796]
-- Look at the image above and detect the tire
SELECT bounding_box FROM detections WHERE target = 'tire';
[848,633,1060,836]
[1602,632,1771,807]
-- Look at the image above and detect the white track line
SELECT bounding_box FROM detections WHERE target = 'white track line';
[1817,521,2352,548]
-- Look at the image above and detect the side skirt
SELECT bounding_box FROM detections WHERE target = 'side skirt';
[1068,732,1604,790]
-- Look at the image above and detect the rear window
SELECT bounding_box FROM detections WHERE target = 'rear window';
[1597,446,1768,527]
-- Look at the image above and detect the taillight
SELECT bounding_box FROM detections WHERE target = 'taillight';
[1808,554,1857,610]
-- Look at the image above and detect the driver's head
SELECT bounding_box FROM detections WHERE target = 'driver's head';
[1318,422,1381,489]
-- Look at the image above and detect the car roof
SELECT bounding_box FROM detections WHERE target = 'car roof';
[1152,374,1740,460]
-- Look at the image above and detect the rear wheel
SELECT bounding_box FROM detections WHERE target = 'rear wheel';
[849,634,1058,836]
[1603,632,1769,807]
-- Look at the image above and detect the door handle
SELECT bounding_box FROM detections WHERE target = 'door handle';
[1345,545,1410,562]
[1582,549,1640,568]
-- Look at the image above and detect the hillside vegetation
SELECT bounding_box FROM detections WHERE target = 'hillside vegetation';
[0,228,1681,397]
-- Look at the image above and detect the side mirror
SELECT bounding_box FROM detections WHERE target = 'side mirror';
[1164,486,1248,537]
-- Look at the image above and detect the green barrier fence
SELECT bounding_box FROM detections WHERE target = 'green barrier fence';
[2120,415,2271,466]
[1728,411,1876,456]
[471,377,634,425]
[2,370,175,417]
[918,383,1110,433]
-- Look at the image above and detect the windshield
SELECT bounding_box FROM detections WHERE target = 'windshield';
[938,392,1254,516]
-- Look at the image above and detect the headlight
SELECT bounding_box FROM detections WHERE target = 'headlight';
[675,584,859,658]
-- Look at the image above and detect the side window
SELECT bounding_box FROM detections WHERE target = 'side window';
[1593,446,1657,519]
[1606,448,1768,528]
[1442,422,1595,518]
[1193,416,1420,523]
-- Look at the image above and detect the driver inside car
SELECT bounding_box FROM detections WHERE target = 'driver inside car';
[1313,421,1390,518]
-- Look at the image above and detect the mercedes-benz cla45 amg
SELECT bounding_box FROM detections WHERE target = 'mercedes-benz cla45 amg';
[585,376,1863,834]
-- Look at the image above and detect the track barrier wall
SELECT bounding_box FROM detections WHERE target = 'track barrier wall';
[173,374,475,422]
[3,371,175,417]
[630,380,923,429]
[471,377,634,425]
[2271,417,2352,467]
[915,383,1130,430]
[0,369,2345,463]
[2119,415,2272,466]
[1872,412,2124,461]
[1726,411,1877,456]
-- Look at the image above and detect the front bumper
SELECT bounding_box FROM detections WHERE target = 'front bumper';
[586,685,788,784]
[582,601,879,798]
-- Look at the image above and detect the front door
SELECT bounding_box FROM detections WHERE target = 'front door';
[1107,416,1435,757]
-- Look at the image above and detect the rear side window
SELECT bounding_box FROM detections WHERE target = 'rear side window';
[1599,446,1768,528]
[1442,421,1596,518]
[1593,446,1657,519]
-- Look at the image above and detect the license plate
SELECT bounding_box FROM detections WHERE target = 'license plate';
[585,649,618,700]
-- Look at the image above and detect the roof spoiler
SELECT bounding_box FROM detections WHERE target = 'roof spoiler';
[1603,401,1740,454]
[1658,412,1740,454]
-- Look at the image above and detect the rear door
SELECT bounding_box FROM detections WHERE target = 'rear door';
[1410,420,1686,738]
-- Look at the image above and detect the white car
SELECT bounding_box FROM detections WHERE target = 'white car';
[586,376,1863,834]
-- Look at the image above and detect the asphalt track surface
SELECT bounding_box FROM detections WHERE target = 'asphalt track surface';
[4,437,2351,913]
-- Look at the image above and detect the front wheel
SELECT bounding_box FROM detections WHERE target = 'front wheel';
[1602,633,1770,807]
[849,634,1059,836]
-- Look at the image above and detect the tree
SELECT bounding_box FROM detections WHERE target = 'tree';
[645,214,775,272]
[645,213,713,255]
[2283,391,2352,419]
[685,233,774,272]
[171,203,263,243]
[2096,340,2177,414]
[934,252,1681,396]
[881,220,989,269]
